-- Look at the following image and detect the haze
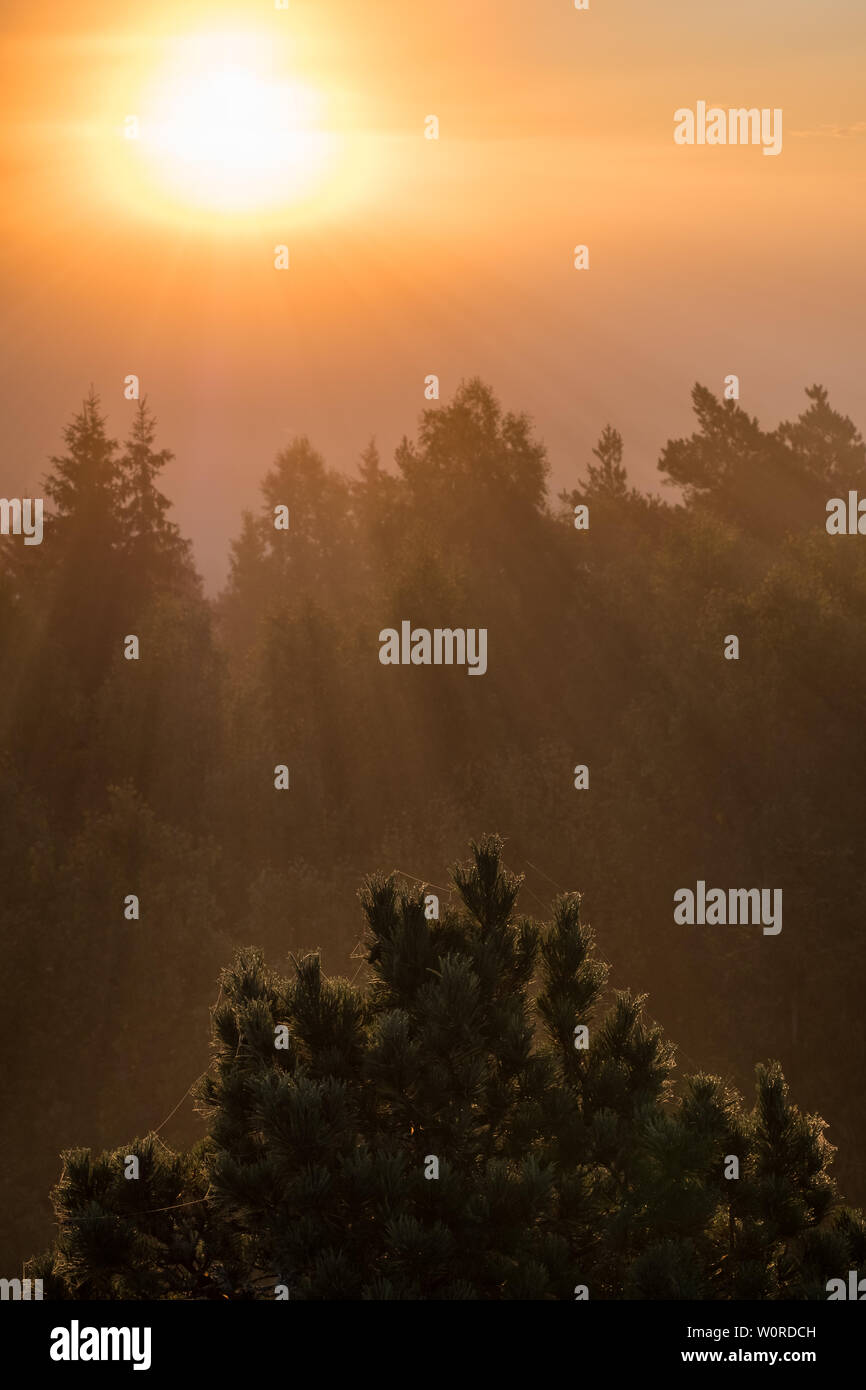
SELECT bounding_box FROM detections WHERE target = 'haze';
[2,0,864,588]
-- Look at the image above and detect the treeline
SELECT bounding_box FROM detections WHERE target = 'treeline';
[2,378,865,1269]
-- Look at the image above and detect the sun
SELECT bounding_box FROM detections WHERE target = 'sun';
[127,31,340,217]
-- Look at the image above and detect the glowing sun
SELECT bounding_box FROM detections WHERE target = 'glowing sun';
[131,32,339,215]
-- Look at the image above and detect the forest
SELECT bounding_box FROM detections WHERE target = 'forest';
[2,376,865,1287]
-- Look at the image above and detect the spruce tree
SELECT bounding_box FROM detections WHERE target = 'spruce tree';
[28,386,139,712]
[43,388,120,553]
[118,399,195,601]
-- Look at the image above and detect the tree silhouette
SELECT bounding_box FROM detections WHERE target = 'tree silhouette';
[118,399,196,603]
[29,837,865,1300]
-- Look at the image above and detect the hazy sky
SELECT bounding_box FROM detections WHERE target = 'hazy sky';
[2,0,864,587]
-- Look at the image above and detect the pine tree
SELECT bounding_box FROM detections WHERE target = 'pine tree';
[776,383,866,491]
[658,382,831,537]
[582,425,629,498]
[29,836,865,1299]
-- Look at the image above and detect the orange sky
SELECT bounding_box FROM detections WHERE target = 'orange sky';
[2,0,864,586]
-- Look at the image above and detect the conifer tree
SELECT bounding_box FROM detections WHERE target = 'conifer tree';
[658,382,834,537]
[43,388,120,555]
[25,389,124,699]
[776,383,866,491]
[118,399,195,601]
[582,425,629,498]
[351,438,403,561]
[28,840,865,1300]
